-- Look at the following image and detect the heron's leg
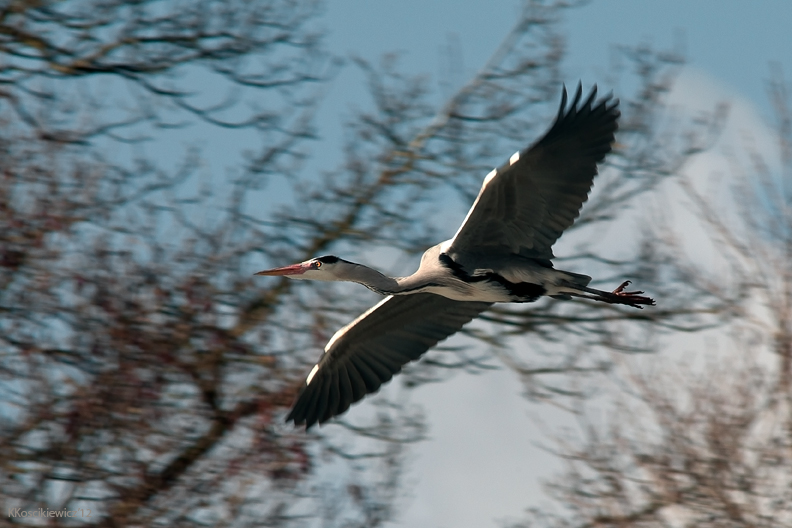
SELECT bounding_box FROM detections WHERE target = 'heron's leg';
[570,281,655,309]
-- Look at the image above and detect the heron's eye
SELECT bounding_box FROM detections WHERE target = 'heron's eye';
[315,261,322,268]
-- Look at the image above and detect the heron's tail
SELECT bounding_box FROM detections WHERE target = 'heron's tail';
[560,270,592,288]
[552,269,654,309]
[550,270,592,300]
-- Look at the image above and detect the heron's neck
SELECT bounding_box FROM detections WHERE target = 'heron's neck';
[342,264,419,295]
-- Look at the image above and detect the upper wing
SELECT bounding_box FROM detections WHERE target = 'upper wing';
[286,293,492,428]
[447,84,620,262]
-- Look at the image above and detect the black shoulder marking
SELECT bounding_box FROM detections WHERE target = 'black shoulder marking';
[316,255,339,264]
[439,253,546,301]
[438,253,471,280]
[438,253,490,284]
[494,279,546,300]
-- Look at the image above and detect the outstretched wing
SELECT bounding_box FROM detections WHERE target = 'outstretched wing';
[287,293,492,428]
[447,84,620,263]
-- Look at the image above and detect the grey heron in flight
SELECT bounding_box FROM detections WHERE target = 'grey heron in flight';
[257,84,654,428]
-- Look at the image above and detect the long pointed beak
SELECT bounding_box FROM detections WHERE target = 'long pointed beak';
[254,262,310,276]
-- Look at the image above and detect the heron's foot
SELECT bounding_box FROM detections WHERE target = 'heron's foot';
[608,281,655,309]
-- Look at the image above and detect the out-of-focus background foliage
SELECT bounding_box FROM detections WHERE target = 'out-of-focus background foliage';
[1,0,790,526]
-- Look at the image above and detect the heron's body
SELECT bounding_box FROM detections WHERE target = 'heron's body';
[352,241,588,303]
[256,84,655,428]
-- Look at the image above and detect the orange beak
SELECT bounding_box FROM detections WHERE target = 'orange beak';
[254,262,310,276]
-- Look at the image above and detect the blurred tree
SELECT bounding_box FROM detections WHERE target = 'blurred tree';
[0,0,730,526]
[510,71,792,528]
[0,0,335,525]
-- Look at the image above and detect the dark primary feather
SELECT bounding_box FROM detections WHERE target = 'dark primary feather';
[447,83,620,262]
[286,293,492,428]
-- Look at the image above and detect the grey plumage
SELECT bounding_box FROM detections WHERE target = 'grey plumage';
[287,294,492,425]
[447,83,618,266]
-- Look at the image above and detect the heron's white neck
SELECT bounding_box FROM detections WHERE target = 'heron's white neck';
[339,263,431,295]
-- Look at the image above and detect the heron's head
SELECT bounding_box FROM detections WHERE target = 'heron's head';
[255,255,347,281]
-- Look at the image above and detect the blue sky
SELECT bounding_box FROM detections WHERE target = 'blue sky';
[309,2,792,527]
[322,1,791,132]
